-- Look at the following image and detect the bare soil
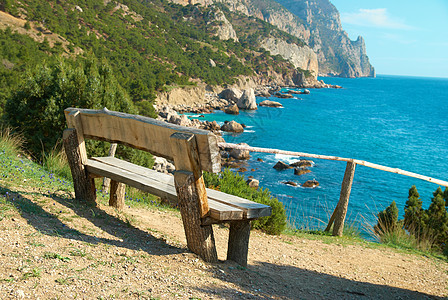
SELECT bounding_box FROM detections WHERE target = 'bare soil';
[0,186,447,299]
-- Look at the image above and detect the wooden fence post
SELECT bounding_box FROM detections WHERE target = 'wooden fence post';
[101,143,118,193]
[325,160,356,236]
[63,128,96,204]
[170,132,217,263]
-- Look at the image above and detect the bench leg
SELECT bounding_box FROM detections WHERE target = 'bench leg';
[174,171,218,263]
[63,128,96,204]
[109,180,125,210]
[227,220,251,267]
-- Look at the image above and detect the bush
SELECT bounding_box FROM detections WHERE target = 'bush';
[203,169,287,235]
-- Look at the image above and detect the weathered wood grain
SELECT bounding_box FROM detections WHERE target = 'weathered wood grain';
[332,160,357,237]
[170,132,217,262]
[63,128,96,204]
[64,108,221,173]
[227,221,251,267]
[109,180,125,210]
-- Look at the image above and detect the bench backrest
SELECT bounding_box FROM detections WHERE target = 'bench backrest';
[64,107,221,173]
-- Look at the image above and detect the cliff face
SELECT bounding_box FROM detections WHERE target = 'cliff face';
[260,37,318,76]
[211,0,374,77]
[274,0,375,77]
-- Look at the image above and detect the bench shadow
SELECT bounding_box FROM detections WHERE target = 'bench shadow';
[194,261,443,299]
[2,187,186,256]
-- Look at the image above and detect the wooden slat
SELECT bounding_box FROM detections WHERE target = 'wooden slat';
[206,189,272,219]
[64,108,221,173]
[85,158,244,221]
[91,157,272,219]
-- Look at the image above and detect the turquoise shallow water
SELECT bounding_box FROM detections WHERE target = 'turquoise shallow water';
[191,75,448,235]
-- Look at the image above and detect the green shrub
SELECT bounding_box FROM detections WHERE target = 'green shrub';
[203,169,287,235]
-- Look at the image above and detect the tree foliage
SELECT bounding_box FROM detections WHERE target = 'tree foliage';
[378,186,448,255]
[4,57,135,157]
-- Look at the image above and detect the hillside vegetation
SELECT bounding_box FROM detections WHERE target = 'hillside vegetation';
[0,0,305,110]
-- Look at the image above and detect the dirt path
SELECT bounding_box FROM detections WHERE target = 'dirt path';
[0,186,447,299]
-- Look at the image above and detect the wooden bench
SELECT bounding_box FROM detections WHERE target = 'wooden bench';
[62,107,271,266]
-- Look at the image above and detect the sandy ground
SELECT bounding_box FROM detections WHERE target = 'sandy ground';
[0,185,447,300]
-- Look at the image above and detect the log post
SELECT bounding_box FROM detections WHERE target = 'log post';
[109,180,125,210]
[330,160,357,236]
[227,220,251,267]
[170,132,217,263]
[101,143,118,193]
[63,128,96,204]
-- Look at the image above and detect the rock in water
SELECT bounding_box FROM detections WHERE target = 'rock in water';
[290,160,314,168]
[283,181,298,187]
[237,88,257,110]
[218,88,242,103]
[224,104,239,115]
[302,180,319,188]
[229,143,250,160]
[273,161,292,170]
[259,100,283,107]
[221,120,244,133]
[294,167,311,176]
[246,178,259,188]
[274,92,293,99]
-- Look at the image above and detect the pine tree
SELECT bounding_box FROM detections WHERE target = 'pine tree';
[423,188,448,249]
[375,201,399,235]
[404,185,423,234]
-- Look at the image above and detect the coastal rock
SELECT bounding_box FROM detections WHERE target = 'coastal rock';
[221,120,244,133]
[283,181,298,187]
[237,89,257,110]
[302,89,310,94]
[259,100,283,108]
[257,158,264,162]
[222,160,242,169]
[152,156,175,175]
[168,114,192,127]
[224,104,239,115]
[302,180,319,188]
[229,143,250,160]
[246,178,259,189]
[218,88,242,103]
[274,92,294,99]
[238,167,248,172]
[294,167,311,176]
[290,160,314,168]
[273,161,292,170]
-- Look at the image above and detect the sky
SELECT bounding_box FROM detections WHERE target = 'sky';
[329,0,448,78]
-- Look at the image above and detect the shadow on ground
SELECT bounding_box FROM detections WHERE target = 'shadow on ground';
[195,260,442,299]
[2,186,186,256]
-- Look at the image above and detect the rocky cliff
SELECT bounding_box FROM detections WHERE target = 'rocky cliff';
[205,0,374,78]
[274,0,375,77]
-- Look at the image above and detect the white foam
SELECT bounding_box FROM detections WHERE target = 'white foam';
[274,154,301,164]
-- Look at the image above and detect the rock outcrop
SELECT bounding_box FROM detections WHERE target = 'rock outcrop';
[259,100,283,108]
[260,37,318,78]
[274,0,375,78]
[207,9,239,42]
[237,89,257,110]
[221,120,244,133]
[273,161,292,170]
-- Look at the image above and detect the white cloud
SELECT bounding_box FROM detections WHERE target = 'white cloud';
[341,8,415,30]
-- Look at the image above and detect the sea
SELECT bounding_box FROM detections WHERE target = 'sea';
[190,75,448,237]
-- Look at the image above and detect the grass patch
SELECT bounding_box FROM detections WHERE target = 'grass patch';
[43,252,71,262]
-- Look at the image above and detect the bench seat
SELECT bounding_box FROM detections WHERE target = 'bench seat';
[86,156,271,222]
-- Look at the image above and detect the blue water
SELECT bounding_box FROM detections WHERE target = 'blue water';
[193,75,448,235]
